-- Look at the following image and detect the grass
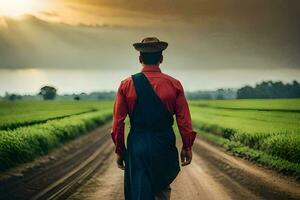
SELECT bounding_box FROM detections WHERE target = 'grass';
[198,131,300,176]
[2,98,299,176]
[190,99,300,176]
[0,100,113,171]
[190,99,300,112]
[0,100,112,130]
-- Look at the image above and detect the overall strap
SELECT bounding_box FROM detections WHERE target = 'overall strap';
[130,72,173,130]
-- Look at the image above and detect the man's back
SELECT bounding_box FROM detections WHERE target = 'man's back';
[118,65,184,115]
[112,64,196,156]
[111,37,197,200]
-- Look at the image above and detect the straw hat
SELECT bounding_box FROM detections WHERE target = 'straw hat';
[133,37,168,52]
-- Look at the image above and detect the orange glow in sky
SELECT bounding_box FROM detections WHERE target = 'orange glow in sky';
[0,0,47,17]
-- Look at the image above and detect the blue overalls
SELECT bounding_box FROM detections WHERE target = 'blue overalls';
[124,72,180,200]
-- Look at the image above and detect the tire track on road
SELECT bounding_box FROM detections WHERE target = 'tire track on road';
[68,142,124,200]
[68,135,300,200]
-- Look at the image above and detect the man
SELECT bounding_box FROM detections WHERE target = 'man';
[111,37,197,200]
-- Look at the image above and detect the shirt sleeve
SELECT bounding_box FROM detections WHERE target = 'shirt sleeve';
[174,81,197,151]
[111,81,128,157]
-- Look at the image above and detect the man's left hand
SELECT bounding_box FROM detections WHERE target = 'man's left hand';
[116,154,125,170]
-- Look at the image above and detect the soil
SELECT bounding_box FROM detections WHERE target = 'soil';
[67,130,300,200]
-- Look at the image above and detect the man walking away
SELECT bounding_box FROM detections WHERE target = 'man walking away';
[111,37,197,200]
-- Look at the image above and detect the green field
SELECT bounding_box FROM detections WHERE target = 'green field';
[1,99,299,176]
[0,101,112,130]
[190,99,300,111]
[0,100,113,171]
[190,99,300,176]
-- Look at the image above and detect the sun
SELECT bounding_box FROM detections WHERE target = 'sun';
[0,0,45,17]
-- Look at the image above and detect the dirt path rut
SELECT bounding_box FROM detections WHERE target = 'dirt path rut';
[68,133,300,200]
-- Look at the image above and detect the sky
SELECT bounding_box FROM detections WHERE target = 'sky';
[0,0,299,95]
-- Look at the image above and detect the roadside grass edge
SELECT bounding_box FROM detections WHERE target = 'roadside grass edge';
[197,130,300,178]
[0,110,112,171]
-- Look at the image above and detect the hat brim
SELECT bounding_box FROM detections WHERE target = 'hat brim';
[133,41,168,52]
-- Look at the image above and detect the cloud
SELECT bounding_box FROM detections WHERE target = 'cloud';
[0,15,139,69]
[60,0,300,26]
[0,0,299,70]
[0,0,299,95]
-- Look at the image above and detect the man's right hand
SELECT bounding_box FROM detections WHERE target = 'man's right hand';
[180,149,192,166]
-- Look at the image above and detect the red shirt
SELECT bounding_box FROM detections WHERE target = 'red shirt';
[111,65,197,156]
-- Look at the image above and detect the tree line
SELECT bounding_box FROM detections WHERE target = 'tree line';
[2,86,116,101]
[2,80,300,101]
[237,80,300,99]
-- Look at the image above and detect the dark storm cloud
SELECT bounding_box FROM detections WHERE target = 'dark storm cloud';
[69,0,300,23]
[0,0,299,70]
[73,0,300,69]
[0,15,140,69]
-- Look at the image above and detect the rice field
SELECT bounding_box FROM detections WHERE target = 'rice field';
[190,99,300,175]
[0,100,113,171]
[0,101,112,130]
[1,99,299,175]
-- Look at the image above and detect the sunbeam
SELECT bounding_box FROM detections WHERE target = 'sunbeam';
[0,0,47,17]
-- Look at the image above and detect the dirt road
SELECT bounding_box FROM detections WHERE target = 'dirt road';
[68,130,300,200]
[1,124,300,200]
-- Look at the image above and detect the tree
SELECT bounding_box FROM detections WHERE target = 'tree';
[237,80,300,99]
[3,92,22,101]
[237,86,254,99]
[8,94,22,101]
[216,89,225,100]
[216,94,224,100]
[74,96,80,101]
[39,86,57,100]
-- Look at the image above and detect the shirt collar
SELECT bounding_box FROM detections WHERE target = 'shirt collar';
[141,65,162,72]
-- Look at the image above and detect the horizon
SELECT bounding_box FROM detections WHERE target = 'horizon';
[0,0,299,95]
[1,68,300,96]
